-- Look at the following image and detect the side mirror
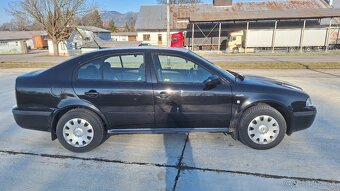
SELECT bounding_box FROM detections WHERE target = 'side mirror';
[203,75,221,87]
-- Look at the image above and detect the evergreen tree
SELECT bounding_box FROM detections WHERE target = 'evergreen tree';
[81,9,104,28]
[92,9,104,28]
[108,19,118,32]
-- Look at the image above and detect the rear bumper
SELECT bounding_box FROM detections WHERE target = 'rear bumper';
[288,106,317,135]
[12,107,52,132]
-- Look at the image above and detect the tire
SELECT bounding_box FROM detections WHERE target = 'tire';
[289,47,297,52]
[232,47,239,54]
[305,47,312,52]
[254,48,261,53]
[238,104,286,150]
[56,108,106,153]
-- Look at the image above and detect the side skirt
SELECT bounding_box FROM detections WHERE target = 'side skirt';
[107,128,229,134]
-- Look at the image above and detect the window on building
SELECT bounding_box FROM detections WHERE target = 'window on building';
[0,41,9,46]
[143,34,151,41]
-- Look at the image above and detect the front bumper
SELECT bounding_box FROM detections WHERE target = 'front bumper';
[12,107,52,132]
[288,106,317,135]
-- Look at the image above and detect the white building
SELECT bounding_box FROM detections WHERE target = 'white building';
[135,5,183,47]
[76,26,112,41]
[47,40,70,56]
[111,32,137,42]
[47,26,112,56]
[0,40,27,54]
[136,31,176,47]
[0,31,47,54]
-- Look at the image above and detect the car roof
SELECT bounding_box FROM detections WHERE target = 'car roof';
[94,47,190,54]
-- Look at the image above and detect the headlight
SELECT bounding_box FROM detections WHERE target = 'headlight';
[306,97,313,107]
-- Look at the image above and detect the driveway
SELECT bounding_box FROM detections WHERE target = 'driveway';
[0,68,339,191]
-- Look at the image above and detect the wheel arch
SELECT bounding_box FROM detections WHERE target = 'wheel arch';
[231,100,291,136]
[50,103,109,141]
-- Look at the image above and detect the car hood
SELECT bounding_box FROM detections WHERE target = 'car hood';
[242,75,303,91]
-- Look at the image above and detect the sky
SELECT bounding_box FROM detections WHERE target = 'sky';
[0,0,211,24]
[0,0,328,25]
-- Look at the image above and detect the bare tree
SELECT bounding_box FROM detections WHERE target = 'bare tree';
[9,0,87,56]
[0,22,16,31]
[157,0,202,4]
[12,15,31,31]
[0,15,42,31]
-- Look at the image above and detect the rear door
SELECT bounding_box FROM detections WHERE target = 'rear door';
[73,51,154,129]
[151,52,233,128]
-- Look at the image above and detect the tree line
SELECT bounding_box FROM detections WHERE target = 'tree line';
[1,8,133,33]
[3,0,201,56]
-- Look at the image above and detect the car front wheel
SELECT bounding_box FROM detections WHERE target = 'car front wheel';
[56,108,106,153]
[238,104,286,150]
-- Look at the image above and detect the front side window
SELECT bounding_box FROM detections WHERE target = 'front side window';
[153,54,212,83]
[78,54,145,82]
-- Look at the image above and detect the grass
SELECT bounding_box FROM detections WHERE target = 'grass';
[1,61,340,70]
[215,62,340,70]
[0,62,57,69]
[197,50,340,57]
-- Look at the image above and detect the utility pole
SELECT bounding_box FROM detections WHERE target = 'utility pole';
[167,0,170,47]
[325,18,333,53]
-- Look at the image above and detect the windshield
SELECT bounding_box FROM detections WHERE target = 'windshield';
[189,51,236,80]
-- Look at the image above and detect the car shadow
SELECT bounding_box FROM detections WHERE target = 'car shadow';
[162,102,199,191]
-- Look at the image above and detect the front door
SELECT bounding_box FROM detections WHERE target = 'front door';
[151,53,232,128]
[73,52,154,129]
[158,34,163,46]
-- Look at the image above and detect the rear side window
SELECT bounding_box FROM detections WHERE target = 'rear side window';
[78,61,102,80]
[78,54,145,82]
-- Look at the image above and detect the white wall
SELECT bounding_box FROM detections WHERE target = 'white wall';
[0,40,27,54]
[137,31,178,46]
[47,40,69,56]
[112,35,129,42]
[25,39,35,49]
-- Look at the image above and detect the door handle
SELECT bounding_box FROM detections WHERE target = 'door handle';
[159,91,169,99]
[85,90,99,97]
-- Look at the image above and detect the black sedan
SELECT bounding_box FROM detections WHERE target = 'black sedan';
[12,47,316,152]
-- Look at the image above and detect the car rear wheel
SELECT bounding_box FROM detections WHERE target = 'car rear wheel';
[238,104,286,150]
[56,108,106,153]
